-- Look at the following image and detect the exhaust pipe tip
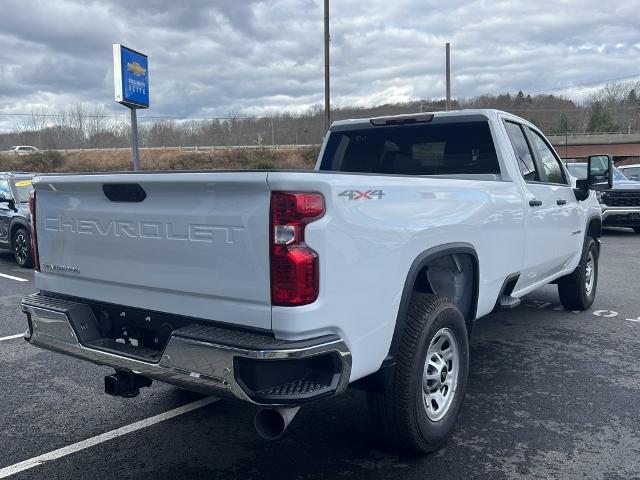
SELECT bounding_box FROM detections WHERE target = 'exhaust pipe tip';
[254,406,300,440]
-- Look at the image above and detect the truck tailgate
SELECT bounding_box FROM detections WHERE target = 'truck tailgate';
[34,172,272,330]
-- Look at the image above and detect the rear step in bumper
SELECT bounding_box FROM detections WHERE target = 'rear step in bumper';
[21,293,352,406]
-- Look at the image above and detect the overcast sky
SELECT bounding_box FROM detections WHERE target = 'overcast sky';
[1,0,639,128]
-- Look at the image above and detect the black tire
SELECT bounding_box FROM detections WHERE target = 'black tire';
[633,227,640,234]
[12,227,33,268]
[557,237,598,310]
[367,294,469,453]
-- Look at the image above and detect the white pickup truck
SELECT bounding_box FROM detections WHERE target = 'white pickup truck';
[21,109,612,452]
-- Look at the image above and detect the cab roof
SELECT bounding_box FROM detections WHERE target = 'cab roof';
[329,108,528,131]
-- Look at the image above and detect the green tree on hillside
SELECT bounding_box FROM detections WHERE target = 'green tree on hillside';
[555,113,570,134]
[586,102,619,133]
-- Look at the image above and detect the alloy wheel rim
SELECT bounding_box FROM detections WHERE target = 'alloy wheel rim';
[14,233,28,265]
[422,327,459,421]
[585,252,595,295]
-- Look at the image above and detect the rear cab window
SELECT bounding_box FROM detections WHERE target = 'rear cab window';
[319,117,501,177]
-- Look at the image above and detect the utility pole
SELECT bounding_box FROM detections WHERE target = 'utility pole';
[130,108,140,171]
[323,0,331,133]
[271,118,275,146]
[445,43,451,111]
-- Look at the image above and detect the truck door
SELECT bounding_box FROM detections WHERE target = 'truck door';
[525,126,582,264]
[503,121,579,289]
[0,178,12,246]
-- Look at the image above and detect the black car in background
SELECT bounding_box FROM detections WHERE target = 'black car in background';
[565,162,640,233]
[0,172,36,267]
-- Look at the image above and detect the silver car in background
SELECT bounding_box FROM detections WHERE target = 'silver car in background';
[8,146,42,155]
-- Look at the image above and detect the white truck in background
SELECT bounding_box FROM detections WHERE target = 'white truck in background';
[20,110,612,452]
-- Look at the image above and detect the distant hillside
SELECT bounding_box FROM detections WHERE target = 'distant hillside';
[1,80,639,151]
[0,147,319,173]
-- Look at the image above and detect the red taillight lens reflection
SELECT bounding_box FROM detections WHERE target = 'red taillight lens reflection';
[271,246,319,306]
[29,190,40,271]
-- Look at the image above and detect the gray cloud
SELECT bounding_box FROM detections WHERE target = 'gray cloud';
[0,0,639,126]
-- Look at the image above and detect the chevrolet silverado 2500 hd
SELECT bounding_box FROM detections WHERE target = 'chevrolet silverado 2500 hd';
[20,110,612,452]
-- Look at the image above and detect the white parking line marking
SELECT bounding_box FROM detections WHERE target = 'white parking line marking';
[625,317,640,323]
[0,273,28,282]
[0,396,218,479]
[0,334,23,342]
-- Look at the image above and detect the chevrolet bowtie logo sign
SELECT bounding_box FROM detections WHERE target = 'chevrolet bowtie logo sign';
[127,61,146,76]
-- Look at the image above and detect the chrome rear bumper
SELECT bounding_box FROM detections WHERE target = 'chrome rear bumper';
[21,293,351,406]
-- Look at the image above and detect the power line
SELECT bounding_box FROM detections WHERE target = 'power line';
[0,113,322,120]
[525,74,640,95]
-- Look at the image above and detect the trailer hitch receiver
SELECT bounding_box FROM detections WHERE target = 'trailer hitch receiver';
[105,370,152,398]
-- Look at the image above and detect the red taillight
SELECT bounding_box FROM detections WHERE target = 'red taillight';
[29,190,40,271]
[270,192,324,306]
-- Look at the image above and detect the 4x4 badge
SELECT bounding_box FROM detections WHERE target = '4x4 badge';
[338,190,385,200]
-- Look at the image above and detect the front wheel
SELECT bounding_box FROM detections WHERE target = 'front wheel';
[557,237,598,310]
[633,227,640,234]
[367,294,469,453]
[12,227,33,268]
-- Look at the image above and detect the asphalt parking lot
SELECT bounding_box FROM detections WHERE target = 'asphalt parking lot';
[1,229,640,480]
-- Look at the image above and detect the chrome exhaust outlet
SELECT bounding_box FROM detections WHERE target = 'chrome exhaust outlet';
[254,406,301,440]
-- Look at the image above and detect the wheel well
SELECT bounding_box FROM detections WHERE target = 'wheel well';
[587,216,601,239]
[356,246,478,393]
[412,253,477,323]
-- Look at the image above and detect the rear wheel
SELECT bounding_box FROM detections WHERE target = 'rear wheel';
[557,237,598,310]
[633,227,640,234]
[12,227,33,268]
[367,294,469,453]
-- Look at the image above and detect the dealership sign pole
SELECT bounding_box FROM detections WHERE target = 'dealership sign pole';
[113,44,149,171]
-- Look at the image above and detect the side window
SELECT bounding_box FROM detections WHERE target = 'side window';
[529,129,567,184]
[504,121,538,181]
[624,167,640,180]
[0,179,11,198]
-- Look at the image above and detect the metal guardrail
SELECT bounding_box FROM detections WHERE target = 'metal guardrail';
[44,144,321,154]
[547,132,640,146]
[551,131,640,137]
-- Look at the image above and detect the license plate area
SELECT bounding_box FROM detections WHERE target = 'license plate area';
[88,303,193,352]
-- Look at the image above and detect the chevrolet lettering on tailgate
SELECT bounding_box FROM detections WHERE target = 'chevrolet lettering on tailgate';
[44,217,245,244]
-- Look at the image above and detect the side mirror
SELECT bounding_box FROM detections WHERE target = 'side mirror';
[0,193,17,211]
[587,154,613,190]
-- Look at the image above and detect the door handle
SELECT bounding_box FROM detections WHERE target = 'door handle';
[529,199,543,207]
[556,199,567,205]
